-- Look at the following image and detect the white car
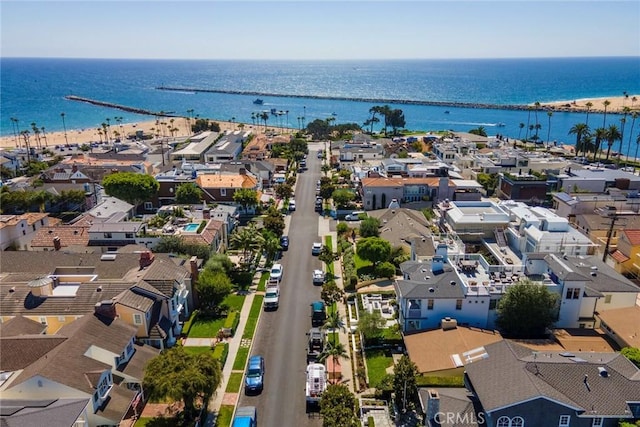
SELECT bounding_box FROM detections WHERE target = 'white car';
[311,242,322,256]
[264,284,280,309]
[289,200,296,211]
[345,211,365,221]
[312,270,325,285]
[270,263,284,282]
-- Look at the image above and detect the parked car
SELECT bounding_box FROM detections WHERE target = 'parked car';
[289,200,296,211]
[312,269,325,285]
[244,356,265,394]
[345,211,365,221]
[270,263,284,282]
[310,300,327,327]
[280,235,289,251]
[264,284,280,310]
[311,242,322,256]
[233,406,257,427]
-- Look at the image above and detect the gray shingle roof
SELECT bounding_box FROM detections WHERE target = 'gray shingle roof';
[419,388,480,427]
[0,398,89,427]
[464,340,640,416]
[115,289,155,312]
[0,316,47,337]
[395,277,464,300]
[0,336,67,371]
[545,254,640,293]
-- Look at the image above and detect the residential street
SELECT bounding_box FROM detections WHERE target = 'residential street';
[237,142,325,427]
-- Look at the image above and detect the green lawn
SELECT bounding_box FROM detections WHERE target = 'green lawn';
[225,294,246,312]
[257,272,270,292]
[365,349,393,388]
[354,253,374,275]
[242,295,264,339]
[215,405,235,427]
[182,346,212,356]
[324,235,335,275]
[225,372,244,393]
[233,346,250,371]
[188,316,226,338]
[134,417,177,427]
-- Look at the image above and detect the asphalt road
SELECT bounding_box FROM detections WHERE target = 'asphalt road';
[237,142,325,427]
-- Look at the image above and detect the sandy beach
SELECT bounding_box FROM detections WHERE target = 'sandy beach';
[537,94,640,114]
[2,94,638,150]
[0,117,259,150]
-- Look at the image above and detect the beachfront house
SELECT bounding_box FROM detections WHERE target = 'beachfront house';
[203,130,249,163]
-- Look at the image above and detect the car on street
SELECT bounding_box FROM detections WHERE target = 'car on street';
[312,269,325,285]
[264,284,280,310]
[288,200,296,211]
[244,356,265,394]
[280,235,289,251]
[311,242,322,256]
[269,263,284,282]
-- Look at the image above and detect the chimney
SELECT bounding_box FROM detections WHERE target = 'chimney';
[53,236,62,251]
[94,300,117,320]
[72,163,78,173]
[431,255,444,275]
[442,317,458,331]
[139,251,155,269]
[239,168,246,175]
[190,256,199,284]
[203,208,211,219]
[426,389,440,421]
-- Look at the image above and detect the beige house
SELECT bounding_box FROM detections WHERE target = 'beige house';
[0,213,51,250]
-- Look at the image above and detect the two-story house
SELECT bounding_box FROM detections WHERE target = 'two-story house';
[0,309,159,427]
[196,171,258,204]
[0,213,51,250]
[610,229,640,277]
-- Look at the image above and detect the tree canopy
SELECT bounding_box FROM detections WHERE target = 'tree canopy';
[275,183,293,200]
[306,118,332,140]
[393,355,419,412]
[356,237,391,266]
[319,384,360,427]
[621,347,640,368]
[262,206,285,237]
[175,182,203,204]
[357,309,386,343]
[358,217,380,238]
[332,189,355,209]
[233,188,258,211]
[143,346,222,421]
[196,270,233,314]
[496,280,559,338]
[321,281,344,308]
[102,172,159,206]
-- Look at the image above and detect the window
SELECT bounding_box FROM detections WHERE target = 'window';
[408,299,421,310]
[559,415,570,427]
[144,202,153,210]
[427,299,434,310]
[103,232,112,239]
[604,295,612,304]
[592,418,603,427]
[512,417,524,427]
[456,299,462,310]
[497,417,510,427]
[220,188,227,196]
[98,373,112,398]
[565,288,580,300]
[133,314,143,325]
[125,233,134,239]
[489,299,497,310]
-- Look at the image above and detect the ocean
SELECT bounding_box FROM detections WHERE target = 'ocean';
[2,57,639,152]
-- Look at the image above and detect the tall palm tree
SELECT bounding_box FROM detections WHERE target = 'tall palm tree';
[323,311,346,347]
[261,234,281,264]
[60,112,68,145]
[581,134,595,159]
[518,122,525,140]
[10,118,20,148]
[546,111,553,147]
[604,124,621,161]
[524,107,532,141]
[634,134,640,174]
[318,341,349,383]
[533,101,541,141]
[585,101,593,127]
[31,122,41,149]
[618,107,631,164]
[627,112,639,161]
[593,127,608,162]
[602,99,611,128]
[20,130,31,164]
[40,126,48,147]
[569,123,590,158]
[260,112,269,130]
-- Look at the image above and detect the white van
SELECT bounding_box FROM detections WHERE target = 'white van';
[345,211,365,221]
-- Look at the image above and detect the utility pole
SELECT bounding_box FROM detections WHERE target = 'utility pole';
[601,206,626,263]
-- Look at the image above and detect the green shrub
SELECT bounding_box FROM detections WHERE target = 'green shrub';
[213,342,229,365]
[223,311,240,335]
[181,310,199,336]
[337,222,349,235]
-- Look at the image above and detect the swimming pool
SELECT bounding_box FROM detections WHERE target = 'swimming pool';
[183,223,200,232]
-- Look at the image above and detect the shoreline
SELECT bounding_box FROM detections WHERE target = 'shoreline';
[2,94,638,150]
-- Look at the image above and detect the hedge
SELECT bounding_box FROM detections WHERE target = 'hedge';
[223,311,240,335]
[213,342,229,366]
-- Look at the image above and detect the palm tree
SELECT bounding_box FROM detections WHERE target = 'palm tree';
[602,99,611,128]
[31,122,41,149]
[10,117,20,148]
[581,134,595,159]
[593,127,608,162]
[518,122,525,140]
[546,111,553,147]
[569,123,590,158]
[261,234,281,264]
[634,134,640,174]
[323,311,346,347]
[20,130,31,164]
[533,101,541,140]
[618,107,631,164]
[230,224,264,266]
[524,107,532,141]
[40,126,47,147]
[627,112,639,162]
[604,124,621,161]
[260,112,269,130]
[632,96,638,108]
[585,101,593,127]
[318,341,349,383]
[60,112,68,145]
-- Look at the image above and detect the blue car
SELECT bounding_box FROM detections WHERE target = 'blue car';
[245,355,265,394]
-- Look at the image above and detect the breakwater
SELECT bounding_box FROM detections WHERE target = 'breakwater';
[64,95,180,117]
[155,86,625,114]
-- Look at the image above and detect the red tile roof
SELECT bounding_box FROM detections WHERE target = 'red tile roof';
[622,229,640,246]
[610,250,630,263]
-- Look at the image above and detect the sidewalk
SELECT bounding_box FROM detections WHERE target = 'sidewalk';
[318,216,354,394]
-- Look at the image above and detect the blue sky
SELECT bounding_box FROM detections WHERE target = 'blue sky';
[2,1,639,59]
